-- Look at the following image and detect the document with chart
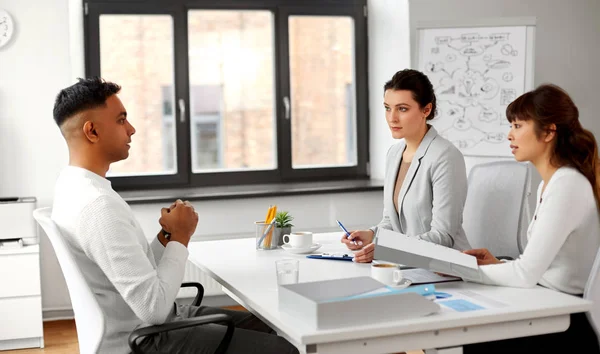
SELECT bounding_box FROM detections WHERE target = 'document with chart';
[374,228,481,281]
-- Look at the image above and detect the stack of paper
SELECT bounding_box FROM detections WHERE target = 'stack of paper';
[403,268,461,285]
[278,276,440,329]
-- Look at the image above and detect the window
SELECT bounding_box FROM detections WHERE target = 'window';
[189,85,223,171]
[84,0,369,190]
[162,85,224,171]
[193,120,221,170]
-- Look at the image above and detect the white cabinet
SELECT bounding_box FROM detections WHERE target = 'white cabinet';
[0,245,44,350]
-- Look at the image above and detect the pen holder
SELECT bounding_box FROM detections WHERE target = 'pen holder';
[255,221,278,250]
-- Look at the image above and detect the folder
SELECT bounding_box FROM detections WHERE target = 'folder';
[373,228,482,281]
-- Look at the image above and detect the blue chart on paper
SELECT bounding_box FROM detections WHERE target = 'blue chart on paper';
[438,299,485,312]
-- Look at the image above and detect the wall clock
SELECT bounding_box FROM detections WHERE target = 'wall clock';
[0,9,15,49]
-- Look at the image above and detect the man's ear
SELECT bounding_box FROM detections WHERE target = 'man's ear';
[544,123,557,143]
[82,121,99,143]
[423,103,432,119]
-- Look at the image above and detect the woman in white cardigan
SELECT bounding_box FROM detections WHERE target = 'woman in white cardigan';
[342,69,471,263]
[463,84,600,353]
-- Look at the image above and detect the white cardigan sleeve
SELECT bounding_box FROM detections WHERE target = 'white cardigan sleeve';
[151,235,166,263]
[468,174,588,287]
[77,196,189,324]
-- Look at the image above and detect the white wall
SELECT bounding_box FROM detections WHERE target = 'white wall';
[409,0,600,141]
[367,0,410,180]
[408,0,600,193]
[1,0,599,315]
[366,0,523,178]
[131,193,383,243]
[0,0,73,315]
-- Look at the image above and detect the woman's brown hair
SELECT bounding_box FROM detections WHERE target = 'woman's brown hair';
[506,84,600,207]
[384,69,437,120]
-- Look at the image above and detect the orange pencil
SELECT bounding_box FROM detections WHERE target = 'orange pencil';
[262,205,273,235]
[265,205,277,247]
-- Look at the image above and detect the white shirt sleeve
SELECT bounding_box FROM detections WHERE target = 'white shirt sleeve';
[472,175,587,288]
[150,235,166,264]
[77,196,189,324]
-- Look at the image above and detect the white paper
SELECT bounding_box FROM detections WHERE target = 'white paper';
[403,268,460,284]
[435,289,507,313]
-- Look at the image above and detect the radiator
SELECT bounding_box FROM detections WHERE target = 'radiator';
[177,261,224,298]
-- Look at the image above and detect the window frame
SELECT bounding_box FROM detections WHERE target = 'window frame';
[84,0,369,190]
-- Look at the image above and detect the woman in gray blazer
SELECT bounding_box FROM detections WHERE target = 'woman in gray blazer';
[343,69,471,263]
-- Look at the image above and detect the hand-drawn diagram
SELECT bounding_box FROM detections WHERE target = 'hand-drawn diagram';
[418,26,528,156]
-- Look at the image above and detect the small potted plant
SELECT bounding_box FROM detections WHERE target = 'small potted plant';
[274,211,294,246]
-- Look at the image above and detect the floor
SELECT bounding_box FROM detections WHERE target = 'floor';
[2,320,78,354]
[1,306,423,354]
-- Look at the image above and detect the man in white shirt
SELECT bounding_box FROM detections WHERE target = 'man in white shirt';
[51,77,298,354]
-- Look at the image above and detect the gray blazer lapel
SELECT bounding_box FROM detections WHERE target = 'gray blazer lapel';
[387,141,405,230]
[397,126,439,227]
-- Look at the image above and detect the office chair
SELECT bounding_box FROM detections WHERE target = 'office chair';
[584,246,600,347]
[33,207,234,354]
[462,161,532,260]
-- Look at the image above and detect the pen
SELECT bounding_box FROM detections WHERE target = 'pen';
[257,218,276,248]
[336,219,362,246]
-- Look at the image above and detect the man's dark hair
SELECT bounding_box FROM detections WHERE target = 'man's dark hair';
[53,77,121,127]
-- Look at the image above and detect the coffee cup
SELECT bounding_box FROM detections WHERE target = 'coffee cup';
[282,232,313,249]
[371,263,403,286]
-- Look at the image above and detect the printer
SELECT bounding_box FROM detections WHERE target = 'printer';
[0,197,38,246]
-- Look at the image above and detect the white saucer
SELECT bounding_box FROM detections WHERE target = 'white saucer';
[281,243,322,254]
[386,278,412,289]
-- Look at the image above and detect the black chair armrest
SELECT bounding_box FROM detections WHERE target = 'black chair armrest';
[181,282,204,306]
[128,313,234,354]
[497,256,515,261]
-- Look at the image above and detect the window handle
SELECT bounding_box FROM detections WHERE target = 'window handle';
[283,96,290,120]
[178,98,186,123]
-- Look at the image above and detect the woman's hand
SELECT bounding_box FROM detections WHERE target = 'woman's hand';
[353,243,375,263]
[463,248,503,266]
[340,230,374,250]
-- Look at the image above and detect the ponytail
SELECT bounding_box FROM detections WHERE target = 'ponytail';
[554,125,600,208]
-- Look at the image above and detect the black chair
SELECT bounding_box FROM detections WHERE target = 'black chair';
[129,282,235,354]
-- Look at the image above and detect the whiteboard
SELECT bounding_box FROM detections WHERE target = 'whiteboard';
[415,19,536,157]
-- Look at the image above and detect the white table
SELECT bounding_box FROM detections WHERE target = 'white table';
[187,232,592,354]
